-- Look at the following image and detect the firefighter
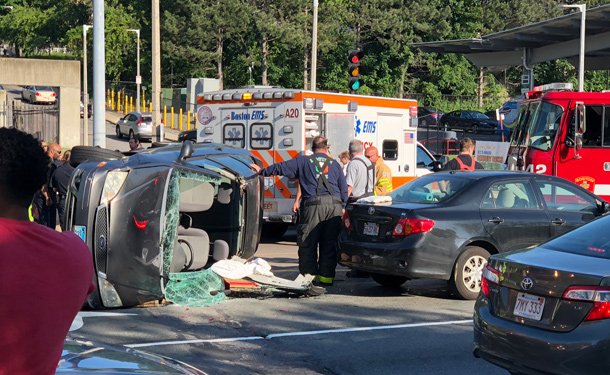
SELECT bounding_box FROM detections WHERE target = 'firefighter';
[442,138,484,171]
[365,146,393,195]
[252,136,348,286]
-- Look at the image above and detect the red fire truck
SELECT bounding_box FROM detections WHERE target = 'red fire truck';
[507,82,610,201]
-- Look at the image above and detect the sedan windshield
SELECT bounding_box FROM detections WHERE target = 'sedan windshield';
[389,174,471,204]
[543,216,610,259]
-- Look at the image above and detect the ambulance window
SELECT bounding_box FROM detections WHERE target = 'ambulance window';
[223,124,245,148]
[382,140,398,160]
[250,123,273,150]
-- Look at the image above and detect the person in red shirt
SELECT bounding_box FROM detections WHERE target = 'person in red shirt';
[0,128,94,375]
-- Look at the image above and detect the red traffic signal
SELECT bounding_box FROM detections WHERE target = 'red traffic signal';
[348,50,364,64]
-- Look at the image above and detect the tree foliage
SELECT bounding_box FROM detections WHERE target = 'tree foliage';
[1,0,610,110]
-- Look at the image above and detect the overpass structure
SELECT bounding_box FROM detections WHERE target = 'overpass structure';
[410,4,610,90]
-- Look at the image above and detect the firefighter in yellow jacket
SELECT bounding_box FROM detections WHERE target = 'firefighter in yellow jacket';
[365,146,393,196]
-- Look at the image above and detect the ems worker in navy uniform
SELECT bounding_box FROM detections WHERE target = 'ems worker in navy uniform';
[442,138,484,171]
[252,136,348,286]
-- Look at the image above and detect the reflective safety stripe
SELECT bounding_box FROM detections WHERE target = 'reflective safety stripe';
[28,204,34,222]
[374,178,393,195]
[317,275,333,284]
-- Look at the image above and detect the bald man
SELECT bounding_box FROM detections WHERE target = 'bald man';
[365,146,393,196]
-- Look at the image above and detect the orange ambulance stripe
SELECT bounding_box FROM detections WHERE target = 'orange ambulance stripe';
[392,176,417,190]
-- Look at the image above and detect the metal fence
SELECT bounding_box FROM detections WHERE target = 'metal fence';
[9,100,59,142]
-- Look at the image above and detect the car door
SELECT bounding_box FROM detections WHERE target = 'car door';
[442,111,459,129]
[533,179,599,237]
[480,179,550,252]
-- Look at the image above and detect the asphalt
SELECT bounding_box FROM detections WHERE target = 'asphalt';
[105,110,182,142]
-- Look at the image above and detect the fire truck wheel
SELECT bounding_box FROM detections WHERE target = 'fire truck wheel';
[261,223,289,240]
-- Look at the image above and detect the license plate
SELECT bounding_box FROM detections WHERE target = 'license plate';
[263,201,277,212]
[513,292,545,321]
[363,222,379,236]
[73,225,86,243]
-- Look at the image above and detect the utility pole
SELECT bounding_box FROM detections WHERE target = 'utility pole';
[82,24,92,145]
[310,0,318,91]
[127,29,141,112]
[152,0,162,142]
[92,0,105,147]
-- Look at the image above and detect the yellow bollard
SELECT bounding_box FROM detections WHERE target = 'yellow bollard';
[111,90,115,111]
[171,106,175,129]
[117,92,121,112]
[187,111,191,131]
[142,91,145,110]
[130,96,133,112]
[179,108,183,131]
[124,95,128,115]
[163,106,167,127]
[149,101,153,113]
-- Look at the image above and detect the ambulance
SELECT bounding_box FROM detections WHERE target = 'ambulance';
[507,82,610,202]
[195,87,438,235]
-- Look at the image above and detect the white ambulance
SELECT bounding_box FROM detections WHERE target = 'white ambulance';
[195,87,436,235]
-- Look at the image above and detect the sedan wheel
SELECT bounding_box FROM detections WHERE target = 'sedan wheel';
[115,125,122,138]
[371,273,409,288]
[451,246,490,300]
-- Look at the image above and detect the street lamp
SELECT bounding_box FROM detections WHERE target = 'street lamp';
[127,29,141,112]
[562,3,586,92]
[83,24,92,145]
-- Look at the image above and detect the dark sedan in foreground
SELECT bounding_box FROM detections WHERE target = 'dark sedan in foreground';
[474,213,610,374]
[65,141,263,309]
[339,171,608,299]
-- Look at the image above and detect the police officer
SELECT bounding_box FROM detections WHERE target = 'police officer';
[252,136,348,286]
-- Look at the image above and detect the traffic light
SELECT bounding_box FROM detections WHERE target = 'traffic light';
[348,50,364,91]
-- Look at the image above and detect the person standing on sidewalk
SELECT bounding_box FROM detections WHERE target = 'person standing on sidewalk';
[252,136,347,286]
[0,128,94,375]
[365,146,393,196]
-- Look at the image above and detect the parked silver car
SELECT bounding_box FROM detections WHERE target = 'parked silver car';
[115,111,153,140]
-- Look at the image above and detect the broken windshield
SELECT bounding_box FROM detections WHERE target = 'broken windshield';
[511,101,563,152]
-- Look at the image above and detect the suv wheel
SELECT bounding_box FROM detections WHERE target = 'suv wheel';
[70,146,124,167]
[115,125,122,138]
[451,246,490,300]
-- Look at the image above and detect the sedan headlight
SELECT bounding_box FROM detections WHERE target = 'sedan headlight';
[101,170,129,204]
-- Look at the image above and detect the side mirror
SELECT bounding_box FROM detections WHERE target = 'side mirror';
[438,155,449,167]
[430,161,443,172]
[574,102,585,158]
[597,201,610,215]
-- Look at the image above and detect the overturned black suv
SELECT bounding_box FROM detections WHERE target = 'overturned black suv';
[65,142,262,309]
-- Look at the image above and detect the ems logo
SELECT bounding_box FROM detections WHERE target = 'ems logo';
[575,176,595,191]
[355,117,362,137]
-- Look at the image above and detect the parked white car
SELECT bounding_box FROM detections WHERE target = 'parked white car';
[22,85,57,104]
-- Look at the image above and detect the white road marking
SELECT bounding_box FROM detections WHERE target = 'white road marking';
[70,311,137,332]
[124,319,472,348]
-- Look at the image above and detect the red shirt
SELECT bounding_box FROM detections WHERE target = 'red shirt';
[0,218,94,375]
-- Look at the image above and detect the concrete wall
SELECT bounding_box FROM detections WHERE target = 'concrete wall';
[0,57,81,148]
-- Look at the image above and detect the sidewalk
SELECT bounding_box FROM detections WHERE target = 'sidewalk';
[105,110,182,142]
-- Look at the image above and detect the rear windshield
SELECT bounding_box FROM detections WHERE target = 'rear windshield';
[142,116,153,122]
[389,174,471,204]
[543,216,610,259]
[39,86,54,91]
